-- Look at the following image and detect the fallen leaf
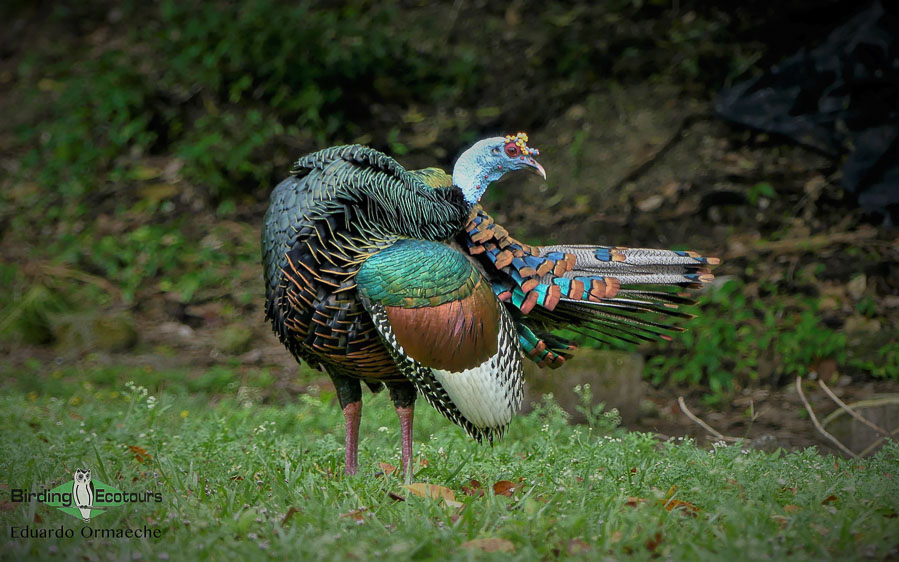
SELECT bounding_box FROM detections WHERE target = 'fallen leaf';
[33,513,43,524]
[493,480,515,497]
[403,483,456,504]
[664,498,700,516]
[378,462,397,476]
[625,497,647,507]
[339,507,368,522]
[461,538,515,553]
[645,531,663,552]
[821,495,838,505]
[281,507,300,527]
[461,479,483,497]
[387,492,406,502]
[784,504,801,513]
[128,445,152,463]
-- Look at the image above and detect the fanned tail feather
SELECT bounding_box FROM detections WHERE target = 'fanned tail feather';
[539,245,718,287]
[458,207,719,361]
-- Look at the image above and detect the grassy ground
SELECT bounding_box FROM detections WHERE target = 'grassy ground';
[2,3,898,559]
[2,371,897,561]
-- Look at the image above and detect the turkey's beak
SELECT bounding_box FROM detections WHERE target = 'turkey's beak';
[527,160,547,180]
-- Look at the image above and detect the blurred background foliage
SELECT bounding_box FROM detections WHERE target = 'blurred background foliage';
[0,0,896,408]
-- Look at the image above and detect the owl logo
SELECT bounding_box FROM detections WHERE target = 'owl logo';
[72,469,95,522]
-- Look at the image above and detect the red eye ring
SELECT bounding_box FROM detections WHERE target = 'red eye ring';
[504,143,520,157]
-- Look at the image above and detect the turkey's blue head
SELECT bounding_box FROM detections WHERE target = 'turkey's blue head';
[453,132,546,205]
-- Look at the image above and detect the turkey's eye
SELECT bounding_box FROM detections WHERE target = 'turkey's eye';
[504,143,520,157]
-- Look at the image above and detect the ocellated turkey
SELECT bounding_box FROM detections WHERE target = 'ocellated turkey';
[262,133,718,480]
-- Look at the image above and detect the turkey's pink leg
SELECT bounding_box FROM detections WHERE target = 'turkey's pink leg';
[395,405,414,484]
[342,401,362,476]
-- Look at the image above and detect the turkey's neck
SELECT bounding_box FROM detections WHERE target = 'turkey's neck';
[453,152,502,205]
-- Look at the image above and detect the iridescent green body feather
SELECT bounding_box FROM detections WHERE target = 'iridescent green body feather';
[356,240,480,308]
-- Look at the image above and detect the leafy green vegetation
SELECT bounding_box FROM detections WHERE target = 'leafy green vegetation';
[2,372,897,560]
[851,342,899,382]
[13,0,481,205]
[645,280,861,399]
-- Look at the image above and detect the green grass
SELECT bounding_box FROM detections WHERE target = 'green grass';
[2,370,897,560]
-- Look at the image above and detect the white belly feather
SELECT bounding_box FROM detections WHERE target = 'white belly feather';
[431,345,516,430]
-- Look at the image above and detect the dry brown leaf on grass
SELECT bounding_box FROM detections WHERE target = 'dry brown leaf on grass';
[821,495,838,505]
[661,485,700,516]
[784,504,801,513]
[377,462,397,476]
[280,507,300,527]
[461,538,515,553]
[387,491,406,502]
[128,445,152,463]
[403,483,462,507]
[625,496,647,508]
[492,480,516,497]
[339,507,369,523]
[664,498,701,516]
[645,531,664,553]
[461,479,483,497]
